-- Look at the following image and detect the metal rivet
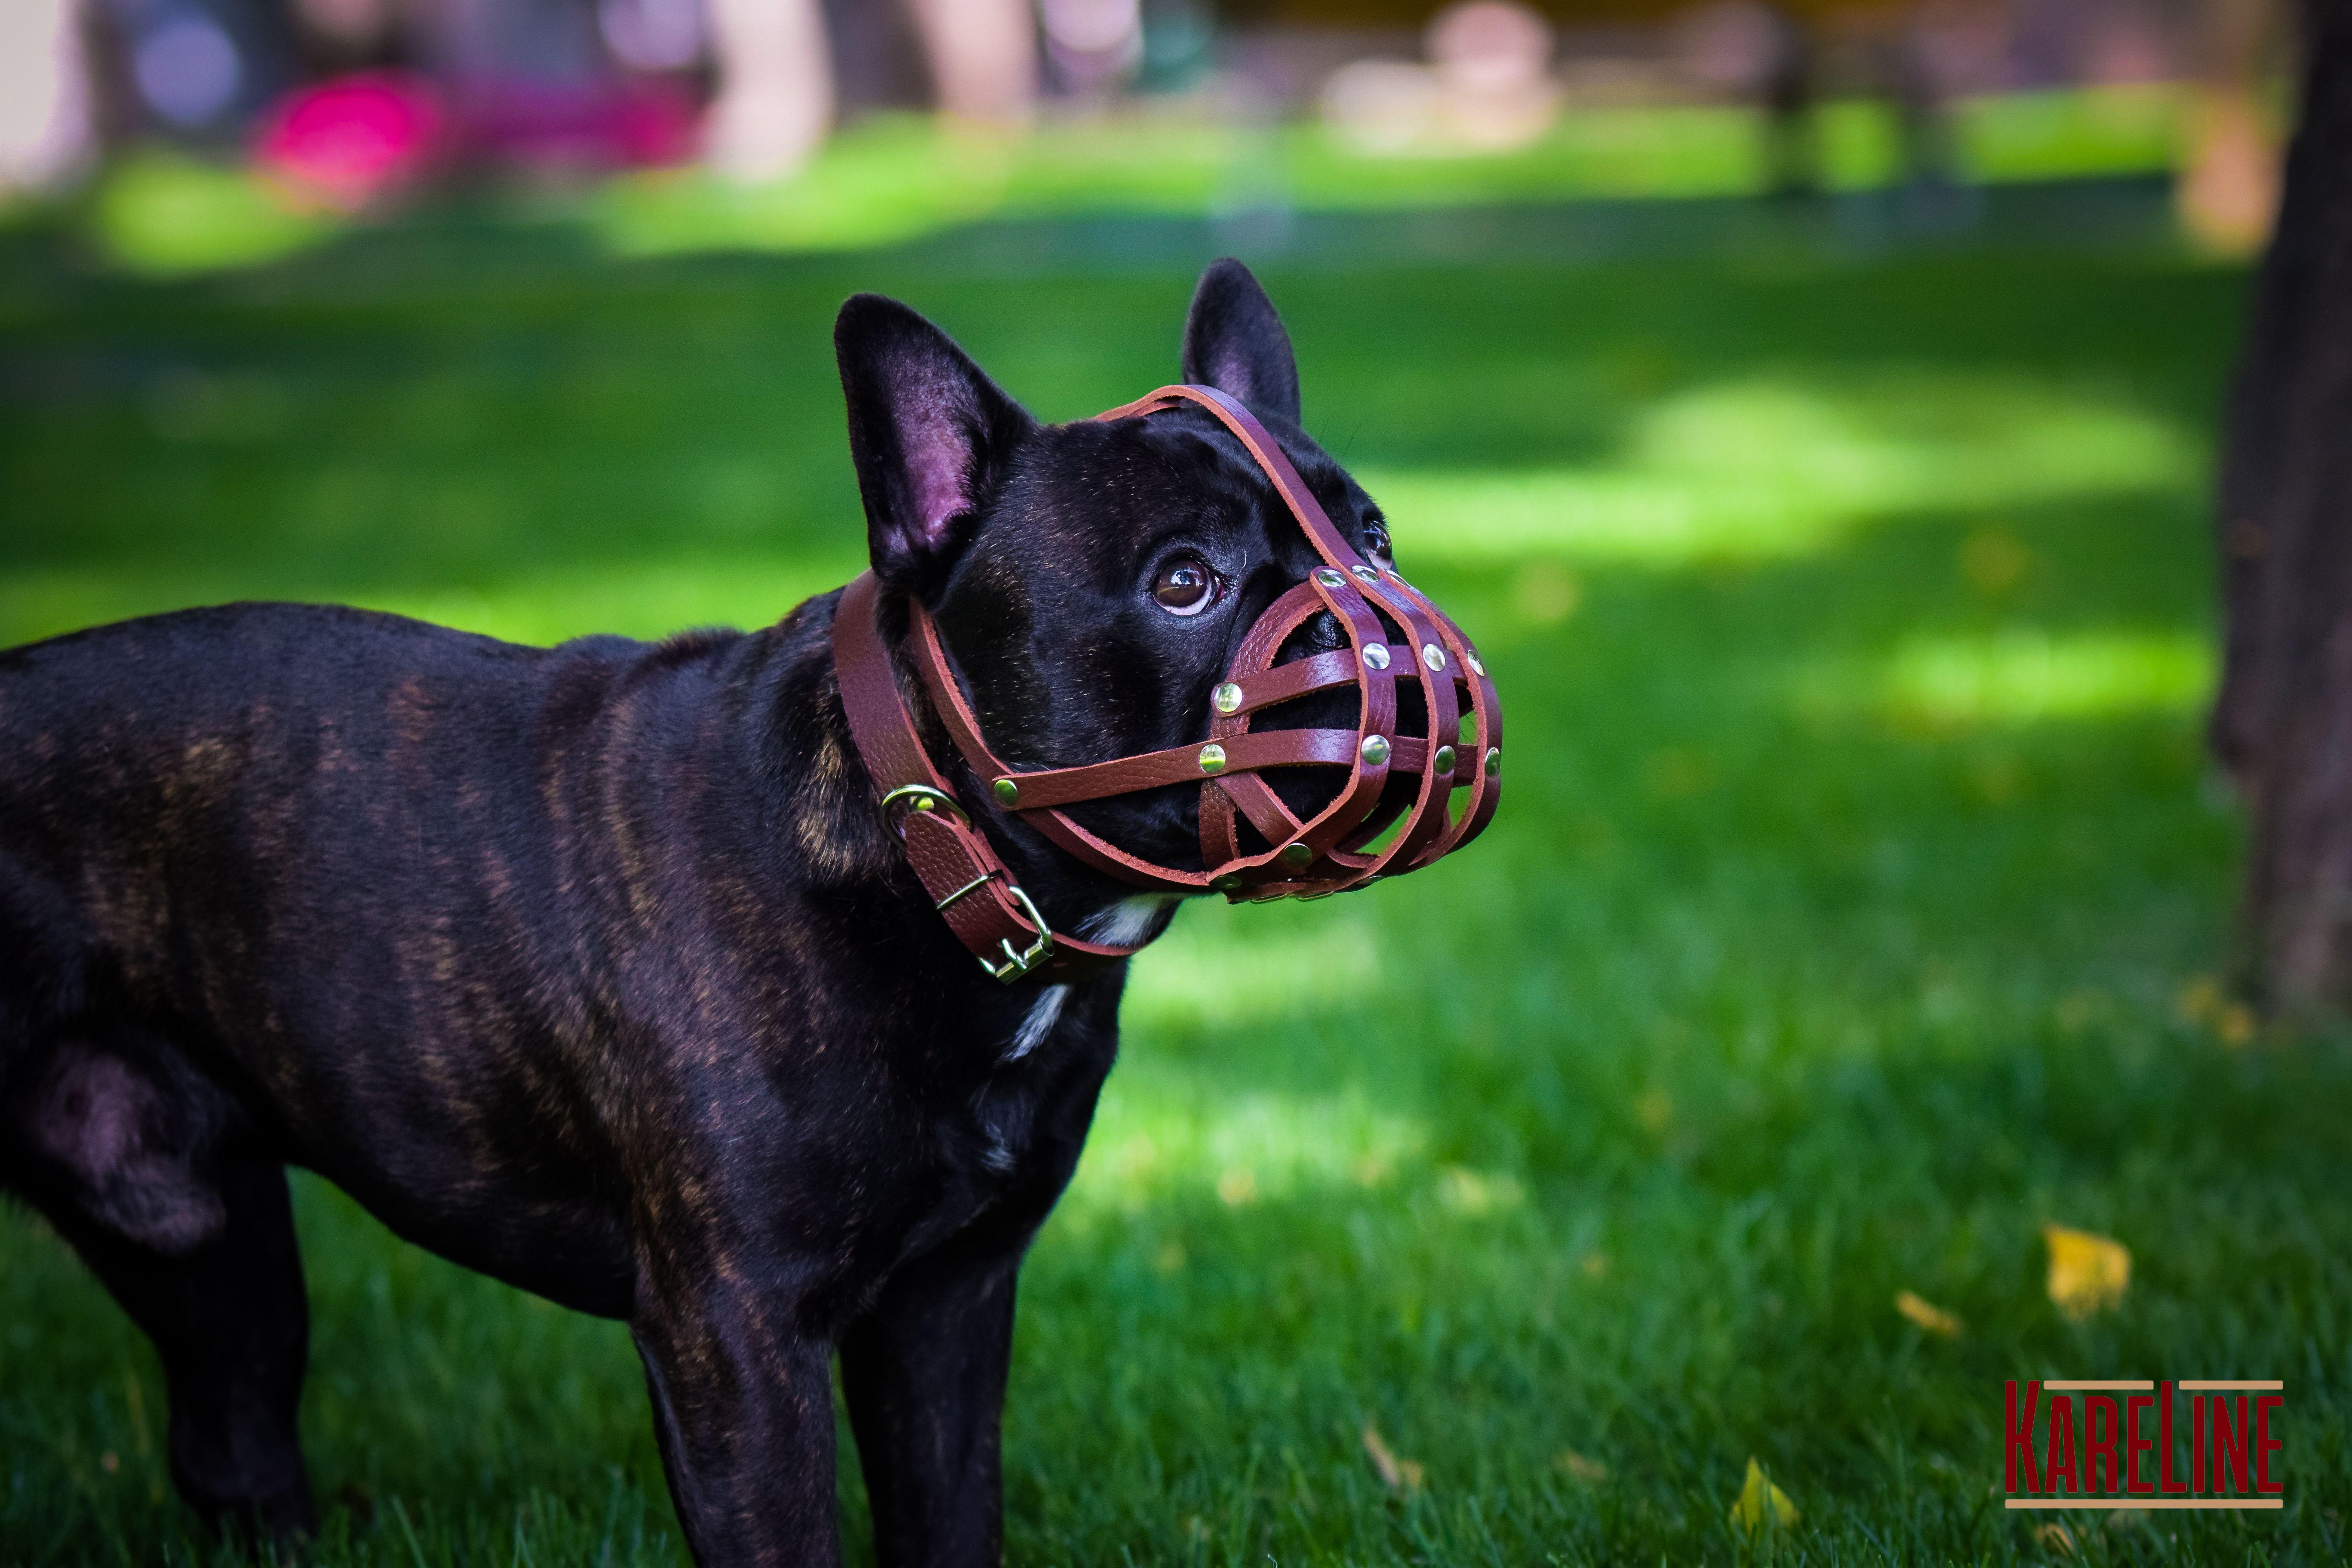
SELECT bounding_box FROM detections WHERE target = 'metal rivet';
[1421,643,1447,672]
[1465,650,1485,677]
[1360,734,1391,766]
[1362,644,1391,671]
[1198,743,1227,775]
[1313,567,1345,588]
[1351,564,1380,582]
[1212,681,1243,715]
[1212,873,1245,893]
[1279,842,1314,869]
[1433,744,1456,776]
[992,778,1020,806]
[1484,746,1500,776]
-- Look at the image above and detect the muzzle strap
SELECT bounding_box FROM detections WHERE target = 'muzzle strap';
[829,383,1503,983]
[916,385,1503,899]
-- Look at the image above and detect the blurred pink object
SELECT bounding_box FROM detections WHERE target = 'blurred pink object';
[458,81,699,169]
[256,73,445,211]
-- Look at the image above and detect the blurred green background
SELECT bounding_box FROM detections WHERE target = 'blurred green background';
[88,84,2189,275]
[4,186,2350,1564]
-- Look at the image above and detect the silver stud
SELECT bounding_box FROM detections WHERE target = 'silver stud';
[993,778,1020,806]
[1484,746,1500,777]
[1421,643,1447,672]
[1212,681,1243,715]
[1313,567,1345,589]
[1362,644,1391,671]
[1465,650,1485,677]
[1351,564,1380,582]
[1279,841,1314,869]
[1198,743,1228,775]
[1433,744,1456,776]
[1212,873,1245,893]
[1360,734,1391,766]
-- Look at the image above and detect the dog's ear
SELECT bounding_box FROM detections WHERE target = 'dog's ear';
[836,294,1036,594]
[1181,258,1300,425]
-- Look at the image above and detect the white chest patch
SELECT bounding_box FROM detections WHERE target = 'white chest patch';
[1082,894,1179,948]
[1005,983,1069,1062]
[999,897,1175,1063]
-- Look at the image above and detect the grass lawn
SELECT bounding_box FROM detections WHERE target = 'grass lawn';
[4,210,2349,1564]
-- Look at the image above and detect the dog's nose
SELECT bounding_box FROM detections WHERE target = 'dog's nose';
[1299,608,1345,654]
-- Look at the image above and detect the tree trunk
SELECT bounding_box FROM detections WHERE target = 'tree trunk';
[2216,0,2352,1009]
[704,0,834,182]
[907,0,1037,123]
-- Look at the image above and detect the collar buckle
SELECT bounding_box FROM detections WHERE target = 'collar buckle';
[978,883,1055,982]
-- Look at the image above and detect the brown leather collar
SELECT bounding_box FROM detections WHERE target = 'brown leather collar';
[829,384,1502,984]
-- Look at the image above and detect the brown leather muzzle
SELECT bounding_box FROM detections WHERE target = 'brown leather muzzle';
[832,383,1502,982]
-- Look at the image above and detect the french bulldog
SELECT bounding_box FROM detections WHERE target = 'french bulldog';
[0,259,1404,1565]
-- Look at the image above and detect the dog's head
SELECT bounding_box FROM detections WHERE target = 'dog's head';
[835,260,1417,877]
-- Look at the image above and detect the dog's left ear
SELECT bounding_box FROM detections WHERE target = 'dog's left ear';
[1181,258,1301,425]
[836,293,1037,595]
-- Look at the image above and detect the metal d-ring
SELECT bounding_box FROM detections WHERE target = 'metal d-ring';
[880,782,969,832]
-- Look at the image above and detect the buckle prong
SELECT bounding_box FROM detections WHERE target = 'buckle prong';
[979,883,1056,982]
[935,872,993,911]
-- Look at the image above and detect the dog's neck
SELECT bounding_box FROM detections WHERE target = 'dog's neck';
[757,589,1180,978]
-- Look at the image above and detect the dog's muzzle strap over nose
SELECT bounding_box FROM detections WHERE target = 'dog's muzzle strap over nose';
[831,383,1503,984]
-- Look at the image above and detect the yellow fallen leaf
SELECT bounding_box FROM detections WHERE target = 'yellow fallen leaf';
[1361,1425,1424,1491]
[1728,1456,1799,1535]
[2180,977,2258,1046]
[1556,1449,1609,1485]
[1894,1289,1964,1338]
[2036,1521,2075,1555]
[2042,1223,2130,1320]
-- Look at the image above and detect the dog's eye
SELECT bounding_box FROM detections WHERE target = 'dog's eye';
[1152,557,1217,617]
[1363,519,1393,561]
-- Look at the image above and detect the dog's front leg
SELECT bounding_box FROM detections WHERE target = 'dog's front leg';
[837,1242,1022,1568]
[632,1289,842,1568]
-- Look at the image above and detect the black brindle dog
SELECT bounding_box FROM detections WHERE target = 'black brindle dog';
[0,261,1462,1564]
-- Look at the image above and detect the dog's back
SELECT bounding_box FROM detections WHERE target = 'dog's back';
[0,600,564,1054]
[0,601,723,1310]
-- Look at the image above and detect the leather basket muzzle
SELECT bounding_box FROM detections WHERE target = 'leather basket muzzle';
[832,383,1502,979]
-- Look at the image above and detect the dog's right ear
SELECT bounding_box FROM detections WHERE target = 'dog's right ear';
[836,294,1036,595]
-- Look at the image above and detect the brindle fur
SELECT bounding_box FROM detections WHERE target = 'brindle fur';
[0,261,1388,1566]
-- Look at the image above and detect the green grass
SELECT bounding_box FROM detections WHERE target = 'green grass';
[5,215,2350,1565]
